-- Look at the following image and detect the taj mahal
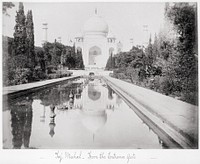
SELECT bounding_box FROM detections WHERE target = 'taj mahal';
[74,10,123,70]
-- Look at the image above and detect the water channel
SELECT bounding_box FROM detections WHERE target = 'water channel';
[3,77,169,149]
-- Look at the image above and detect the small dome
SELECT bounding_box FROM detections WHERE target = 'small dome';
[83,15,109,35]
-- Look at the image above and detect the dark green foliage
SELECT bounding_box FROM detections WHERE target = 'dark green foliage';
[111,46,146,83]
[7,68,32,85]
[152,34,160,59]
[42,42,53,65]
[65,48,75,69]
[46,65,57,74]
[64,45,82,70]
[3,3,31,86]
[32,67,47,81]
[5,3,38,85]
[2,36,14,69]
[115,52,135,68]
[145,36,154,67]
[114,46,145,70]
[64,44,76,70]
[165,3,198,104]
[112,68,128,80]
[13,2,27,61]
[111,3,197,105]
[105,56,112,70]
[3,36,13,86]
[66,44,84,70]
[105,55,116,70]
[74,51,85,69]
[3,3,76,86]
[37,40,84,73]
[26,10,35,70]
[35,48,46,73]
[41,41,84,71]
[42,41,84,70]
[47,41,65,66]
[51,40,64,67]
[129,46,145,68]
[47,71,72,79]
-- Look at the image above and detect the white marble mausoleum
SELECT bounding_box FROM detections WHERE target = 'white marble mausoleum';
[74,10,122,71]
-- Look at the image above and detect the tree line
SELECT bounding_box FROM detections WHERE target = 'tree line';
[106,3,198,105]
[3,2,84,86]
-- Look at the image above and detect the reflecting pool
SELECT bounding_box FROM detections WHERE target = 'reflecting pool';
[3,78,168,149]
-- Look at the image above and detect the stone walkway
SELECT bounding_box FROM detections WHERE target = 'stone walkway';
[3,75,80,95]
[104,76,198,148]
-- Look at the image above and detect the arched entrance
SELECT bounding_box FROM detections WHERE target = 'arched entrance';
[89,46,101,65]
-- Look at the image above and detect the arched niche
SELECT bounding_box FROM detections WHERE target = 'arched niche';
[88,46,101,65]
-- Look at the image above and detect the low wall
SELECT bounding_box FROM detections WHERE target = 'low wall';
[3,75,80,97]
[104,76,198,149]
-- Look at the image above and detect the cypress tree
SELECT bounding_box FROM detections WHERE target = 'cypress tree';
[51,39,58,68]
[145,35,154,67]
[105,55,112,70]
[75,50,84,69]
[13,2,27,68]
[153,33,160,59]
[26,10,35,70]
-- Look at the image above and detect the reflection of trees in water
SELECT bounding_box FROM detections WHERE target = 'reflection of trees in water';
[107,85,113,100]
[10,96,33,149]
[49,118,56,137]
[35,83,83,107]
[8,81,83,148]
[116,94,122,106]
[39,105,57,138]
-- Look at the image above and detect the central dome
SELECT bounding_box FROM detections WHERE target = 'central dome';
[83,15,109,35]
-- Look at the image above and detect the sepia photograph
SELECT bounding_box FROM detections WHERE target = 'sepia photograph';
[2,0,198,153]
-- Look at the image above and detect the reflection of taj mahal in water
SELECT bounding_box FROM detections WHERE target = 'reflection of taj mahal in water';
[73,78,118,112]
[72,78,120,136]
[75,9,123,70]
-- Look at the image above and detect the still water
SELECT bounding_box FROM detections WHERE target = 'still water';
[3,77,167,149]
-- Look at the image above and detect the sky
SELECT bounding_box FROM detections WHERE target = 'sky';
[2,2,165,51]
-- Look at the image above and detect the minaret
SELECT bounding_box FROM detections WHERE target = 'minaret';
[143,25,148,48]
[130,37,134,48]
[42,23,48,43]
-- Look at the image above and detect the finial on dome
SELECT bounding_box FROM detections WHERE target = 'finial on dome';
[95,8,97,15]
